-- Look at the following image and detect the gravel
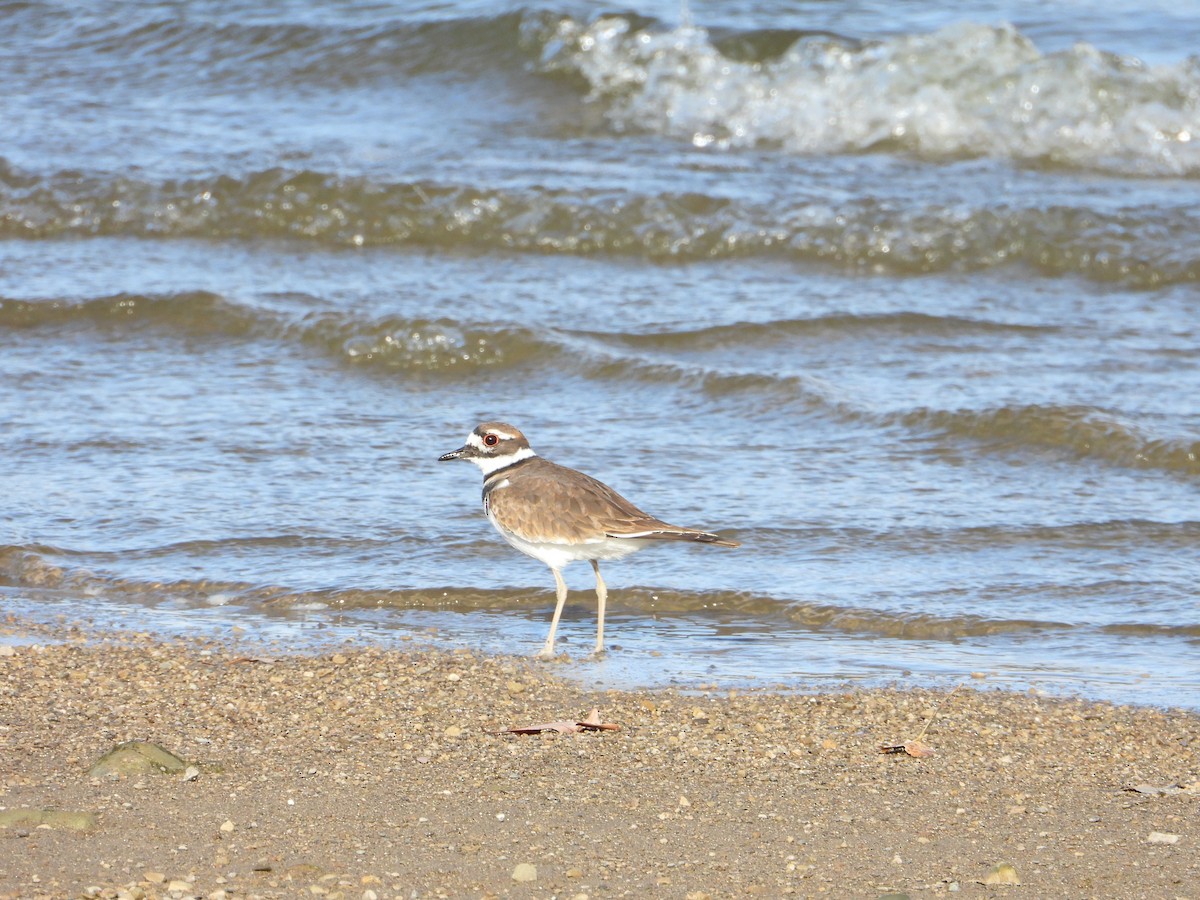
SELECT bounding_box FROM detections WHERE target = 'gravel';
[1,618,1196,898]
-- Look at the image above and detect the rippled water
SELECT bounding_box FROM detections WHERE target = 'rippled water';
[2,0,1198,708]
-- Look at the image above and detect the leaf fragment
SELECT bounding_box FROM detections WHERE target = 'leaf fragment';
[879,740,936,758]
[487,708,621,736]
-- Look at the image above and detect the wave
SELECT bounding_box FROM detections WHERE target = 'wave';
[16,5,1200,176]
[0,289,553,374]
[9,5,1199,176]
[592,312,1054,351]
[531,14,1200,177]
[4,292,1195,475]
[0,290,259,333]
[901,404,1200,475]
[2,163,1197,286]
[8,7,532,90]
[10,546,1192,643]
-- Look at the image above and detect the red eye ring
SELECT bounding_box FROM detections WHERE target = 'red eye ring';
[483,433,499,446]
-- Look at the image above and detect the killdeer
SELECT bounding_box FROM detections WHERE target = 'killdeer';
[438,422,740,658]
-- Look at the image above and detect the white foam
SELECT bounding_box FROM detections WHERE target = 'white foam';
[543,17,1200,176]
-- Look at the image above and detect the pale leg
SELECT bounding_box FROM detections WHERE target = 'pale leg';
[591,559,607,656]
[538,567,569,659]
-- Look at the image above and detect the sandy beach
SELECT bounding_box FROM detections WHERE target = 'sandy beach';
[1,616,1196,900]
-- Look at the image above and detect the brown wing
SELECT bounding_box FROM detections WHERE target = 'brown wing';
[488,458,739,547]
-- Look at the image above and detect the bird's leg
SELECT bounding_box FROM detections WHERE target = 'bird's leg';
[591,559,607,657]
[538,567,569,659]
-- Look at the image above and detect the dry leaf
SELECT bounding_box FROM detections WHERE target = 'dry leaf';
[879,740,936,758]
[577,708,620,731]
[495,720,585,735]
[487,708,621,736]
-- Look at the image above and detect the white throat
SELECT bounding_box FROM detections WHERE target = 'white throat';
[471,446,536,476]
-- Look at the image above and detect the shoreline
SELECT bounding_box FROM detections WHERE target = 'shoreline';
[1,618,1197,899]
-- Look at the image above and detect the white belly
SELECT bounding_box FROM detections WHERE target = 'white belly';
[487,508,643,571]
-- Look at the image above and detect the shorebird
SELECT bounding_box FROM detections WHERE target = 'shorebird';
[438,421,740,657]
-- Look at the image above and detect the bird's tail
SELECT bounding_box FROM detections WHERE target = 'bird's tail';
[608,526,740,548]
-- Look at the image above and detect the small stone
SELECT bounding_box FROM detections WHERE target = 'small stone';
[0,808,97,831]
[89,741,188,777]
[220,819,235,833]
[511,863,537,883]
[144,873,166,884]
[507,680,526,694]
[0,645,15,657]
[1147,831,1180,844]
[983,862,1020,885]
[444,725,462,738]
[183,766,201,782]
[167,881,193,893]
[565,868,584,878]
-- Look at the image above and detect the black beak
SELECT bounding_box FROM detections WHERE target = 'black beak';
[438,446,467,461]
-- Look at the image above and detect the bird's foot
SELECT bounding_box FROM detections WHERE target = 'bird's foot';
[533,645,557,661]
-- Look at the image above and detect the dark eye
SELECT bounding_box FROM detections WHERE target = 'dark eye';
[483,433,499,446]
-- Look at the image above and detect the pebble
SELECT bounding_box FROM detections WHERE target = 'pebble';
[1147,831,1180,844]
[983,862,1021,885]
[88,741,188,777]
[511,863,537,883]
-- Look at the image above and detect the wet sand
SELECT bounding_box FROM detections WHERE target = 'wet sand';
[1,617,1196,899]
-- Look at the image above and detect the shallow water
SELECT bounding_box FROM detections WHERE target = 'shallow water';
[2,0,1198,708]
